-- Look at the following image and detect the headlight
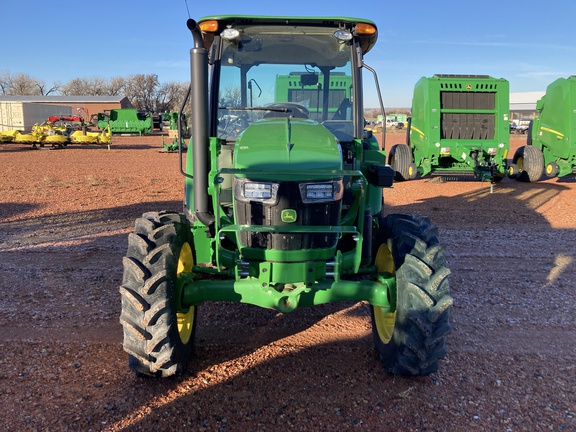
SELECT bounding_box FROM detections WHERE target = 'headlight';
[299,180,343,203]
[234,178,279,204]
[245,182,272,199]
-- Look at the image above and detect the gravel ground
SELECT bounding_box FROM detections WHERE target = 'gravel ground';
[0,132,574,431]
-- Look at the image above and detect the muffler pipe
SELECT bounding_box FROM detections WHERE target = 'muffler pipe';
[187,19,215,229]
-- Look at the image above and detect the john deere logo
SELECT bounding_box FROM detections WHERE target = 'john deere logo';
[466,84,472,90]
[281,209,297,223]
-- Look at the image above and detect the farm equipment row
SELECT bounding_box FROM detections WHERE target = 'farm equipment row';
[0,119,111,148]
[1,109,190,150]
[386,74,576,183]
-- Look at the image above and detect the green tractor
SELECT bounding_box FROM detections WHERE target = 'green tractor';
[391,74,510,182]
[119,15,452,378]
[510,76,576,182]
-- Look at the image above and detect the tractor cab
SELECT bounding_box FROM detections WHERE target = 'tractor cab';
[199,16,376,146]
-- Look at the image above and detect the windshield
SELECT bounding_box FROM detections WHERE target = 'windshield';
[214,25,355,140]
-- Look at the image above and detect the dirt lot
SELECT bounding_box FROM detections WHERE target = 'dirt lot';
[0,131,574,431]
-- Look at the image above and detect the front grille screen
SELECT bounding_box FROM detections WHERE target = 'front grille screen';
[440,91,495,140]
[235,182,340,250]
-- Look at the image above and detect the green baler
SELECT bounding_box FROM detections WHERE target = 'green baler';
[510,76,576,181]
[119,16,452,378]
[391,74,510,182]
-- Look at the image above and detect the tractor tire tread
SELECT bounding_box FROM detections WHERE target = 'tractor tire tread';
[119,211,195,377]
[371,213,452,376]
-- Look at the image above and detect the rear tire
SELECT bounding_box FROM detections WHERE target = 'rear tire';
[370,214,452,376]
[512,145,544,182]
[120,211,197,377]
[388,144,414,181]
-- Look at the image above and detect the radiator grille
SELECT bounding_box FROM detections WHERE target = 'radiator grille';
[235,182,341,250]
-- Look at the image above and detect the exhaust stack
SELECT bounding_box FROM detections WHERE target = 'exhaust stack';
[187,19,214,228]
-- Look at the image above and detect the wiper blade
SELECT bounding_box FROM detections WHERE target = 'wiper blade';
[218,106,290,112]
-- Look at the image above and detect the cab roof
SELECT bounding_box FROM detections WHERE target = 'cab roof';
[198,15,378,55]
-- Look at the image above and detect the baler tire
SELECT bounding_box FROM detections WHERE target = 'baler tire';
[120,211,197,377]
[513,146,544,182]
[507,163,519,179]
[389,144,414,181]
[408,163,418,180]
[545,161,559,178]
[370,214,452,376]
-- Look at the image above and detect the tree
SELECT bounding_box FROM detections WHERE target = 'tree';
[155,81,188,113]
[0,71,59,95]
[60,78,87,95]
[220,86,242,107]
[107,77,126,96]
[0,70,10,95]
[2,70,188,114]
[124,74,159,112]
[60,76,125,96]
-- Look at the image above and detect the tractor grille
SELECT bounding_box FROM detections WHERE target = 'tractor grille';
[234,182,341,250]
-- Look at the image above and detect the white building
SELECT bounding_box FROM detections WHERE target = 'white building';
[509,91,545,122]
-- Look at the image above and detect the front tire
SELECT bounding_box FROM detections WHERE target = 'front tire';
[370,214,452,376]
[119,211,197,377]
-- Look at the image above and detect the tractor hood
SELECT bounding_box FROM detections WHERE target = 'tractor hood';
[234,118,342,179]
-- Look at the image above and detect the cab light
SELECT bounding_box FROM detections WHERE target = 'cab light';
[221,27,241,40]
[333,29,353,41]
[199,20,219,33]
[356,23,376,35]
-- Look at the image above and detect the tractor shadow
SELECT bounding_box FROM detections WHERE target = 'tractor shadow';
[0,202,42,220]
[0,197,347,360]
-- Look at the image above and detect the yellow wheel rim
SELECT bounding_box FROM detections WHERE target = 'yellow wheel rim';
[176,242,195,344]
[517,156,524,171]
[373,243,397,344]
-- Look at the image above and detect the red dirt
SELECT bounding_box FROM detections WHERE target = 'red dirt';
[0,131,574,431]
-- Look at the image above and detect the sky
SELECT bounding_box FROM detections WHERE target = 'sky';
[3,0,576,108]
